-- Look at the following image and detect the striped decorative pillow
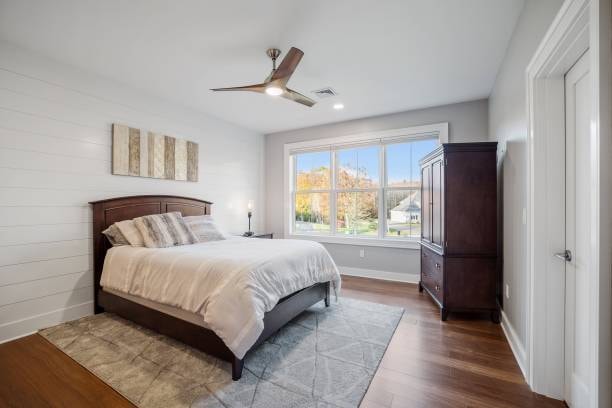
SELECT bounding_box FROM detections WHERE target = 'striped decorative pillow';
[133,212,198,248]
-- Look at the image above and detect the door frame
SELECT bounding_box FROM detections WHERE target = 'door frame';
[526,0,611,405]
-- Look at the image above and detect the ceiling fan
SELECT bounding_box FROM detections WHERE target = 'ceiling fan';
[211,47,316,107]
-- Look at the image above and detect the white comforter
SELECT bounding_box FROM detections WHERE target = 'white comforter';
[100,237,340,358]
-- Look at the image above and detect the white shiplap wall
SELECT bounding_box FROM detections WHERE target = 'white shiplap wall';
[0,42,265,343]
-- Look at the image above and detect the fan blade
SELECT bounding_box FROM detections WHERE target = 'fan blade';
[270,47,304,85]
[210,84,266,93]
[282,88,316,107]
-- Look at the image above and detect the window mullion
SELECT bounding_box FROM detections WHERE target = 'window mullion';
[330,150,337,236]
[291,191,295,235]
[295,189,332,194]
[292,155,296,235]
[379,144,385,239]
[335,188,378,193]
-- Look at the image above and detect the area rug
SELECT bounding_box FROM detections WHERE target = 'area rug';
[39,297,403,408]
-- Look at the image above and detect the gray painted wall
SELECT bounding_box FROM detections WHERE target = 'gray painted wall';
[488,0,563,348]
[265,99,489,278]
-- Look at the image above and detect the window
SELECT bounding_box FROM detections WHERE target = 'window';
[285,123,448,247]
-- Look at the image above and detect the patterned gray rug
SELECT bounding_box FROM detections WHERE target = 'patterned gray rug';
[40,298,403,408]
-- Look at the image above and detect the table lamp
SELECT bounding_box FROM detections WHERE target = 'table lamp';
[243,200,254,236]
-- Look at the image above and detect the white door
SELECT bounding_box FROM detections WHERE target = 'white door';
[563,50,591,408]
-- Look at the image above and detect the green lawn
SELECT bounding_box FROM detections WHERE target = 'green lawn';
[336,219,378,236]
[295,220,421,238]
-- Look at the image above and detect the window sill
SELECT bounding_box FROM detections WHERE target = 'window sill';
[286,234,421,249]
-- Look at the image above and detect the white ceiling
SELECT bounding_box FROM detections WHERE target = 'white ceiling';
[0,0,524,134]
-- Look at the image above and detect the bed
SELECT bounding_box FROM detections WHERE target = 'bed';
[90,195,339,380]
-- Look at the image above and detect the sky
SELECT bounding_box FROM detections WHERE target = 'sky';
[296,138,438,185]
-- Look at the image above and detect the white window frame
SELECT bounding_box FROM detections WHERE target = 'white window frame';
[283,122,448,249]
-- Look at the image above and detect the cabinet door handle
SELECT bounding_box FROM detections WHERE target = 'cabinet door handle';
[554,250,572,262]
[435,263,441,269]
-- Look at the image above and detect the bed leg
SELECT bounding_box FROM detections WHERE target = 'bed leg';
[324,282,330,307]
[232,357,244,381]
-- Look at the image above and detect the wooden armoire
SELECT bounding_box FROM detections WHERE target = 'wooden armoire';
[419,142,499,322]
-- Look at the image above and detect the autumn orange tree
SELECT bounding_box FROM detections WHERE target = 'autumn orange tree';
[296,164,378,233]
[336,167,377,233]
[295,167,330,225]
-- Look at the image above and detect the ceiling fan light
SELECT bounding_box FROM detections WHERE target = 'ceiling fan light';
[265,86,283,96]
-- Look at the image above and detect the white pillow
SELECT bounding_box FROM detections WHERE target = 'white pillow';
[114,219,145,247]
[183,215,226,242]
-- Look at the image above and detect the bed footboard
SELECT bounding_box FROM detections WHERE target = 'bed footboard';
[253,281,329,349]
[233,280,330,380]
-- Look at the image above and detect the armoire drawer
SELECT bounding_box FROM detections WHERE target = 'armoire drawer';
[421,247,444,303]
[422,247,444,281]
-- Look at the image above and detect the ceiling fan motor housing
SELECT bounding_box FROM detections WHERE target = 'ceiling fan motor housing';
[266,48,281,69]
[266,48,281,60]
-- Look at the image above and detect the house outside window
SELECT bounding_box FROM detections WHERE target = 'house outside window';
[284,123,448,249]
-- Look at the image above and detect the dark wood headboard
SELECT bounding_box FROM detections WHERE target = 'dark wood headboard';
[89,195,212,312]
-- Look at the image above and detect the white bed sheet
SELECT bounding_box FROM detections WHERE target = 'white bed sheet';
[100,237,340,358]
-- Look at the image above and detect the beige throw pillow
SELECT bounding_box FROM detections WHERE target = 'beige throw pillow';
[101,224,129,246]
[114,219,145,247]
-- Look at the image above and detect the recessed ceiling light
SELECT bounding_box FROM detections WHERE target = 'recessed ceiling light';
[333,103,344,110]
[265,86,283,96]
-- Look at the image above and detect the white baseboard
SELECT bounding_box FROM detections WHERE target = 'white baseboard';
[500,309,528,381]
[339,266,419,284]
[0,301,93,344]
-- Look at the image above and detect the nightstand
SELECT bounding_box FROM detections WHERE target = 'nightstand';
[243,233,273,239]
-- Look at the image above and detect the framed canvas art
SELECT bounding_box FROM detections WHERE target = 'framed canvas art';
[112,124,198,182]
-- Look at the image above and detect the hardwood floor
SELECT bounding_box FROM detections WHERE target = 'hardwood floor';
[343,276,564,408]
[0,276,564,408]
[0,333,133,408]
